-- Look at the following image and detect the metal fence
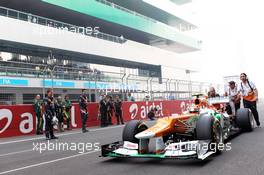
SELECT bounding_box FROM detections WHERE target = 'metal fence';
[0,62,222,105]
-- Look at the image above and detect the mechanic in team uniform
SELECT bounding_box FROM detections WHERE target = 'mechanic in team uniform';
[238,73,260,127]
[63,95,72,130]
[208,87,220,98]
[114,95,124,125]
[225,81,240,116]
[55,96,64,132]
[34,94,43,135]
[79,89,89,133]
[99,95,108,127]
[208,87,222,110]
[107,95,114,125]
[43,89,58,140]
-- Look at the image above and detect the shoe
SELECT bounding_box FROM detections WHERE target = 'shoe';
[82,129,89,133]
[46,137,51,140]
[51,136,58,139]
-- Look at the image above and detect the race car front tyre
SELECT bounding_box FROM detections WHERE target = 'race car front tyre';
[196,114,223,154]
[236,108,254,132]
[122,120,148,143]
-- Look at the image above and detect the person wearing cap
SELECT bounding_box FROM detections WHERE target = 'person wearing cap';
[225,81,241,116]
[238,73,260,127]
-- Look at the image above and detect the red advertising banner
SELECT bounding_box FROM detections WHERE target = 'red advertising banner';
[0,100,191,138]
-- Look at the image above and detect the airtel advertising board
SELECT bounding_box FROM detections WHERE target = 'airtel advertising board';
[0,100,191,138]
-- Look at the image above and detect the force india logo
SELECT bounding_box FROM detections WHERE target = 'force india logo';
[129,102,164,119]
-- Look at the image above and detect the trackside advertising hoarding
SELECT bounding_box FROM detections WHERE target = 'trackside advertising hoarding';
[0,100,191,138]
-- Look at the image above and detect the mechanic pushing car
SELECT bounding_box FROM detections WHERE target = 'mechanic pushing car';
[225,81,241,116]
[208,87,222,110]
[208,87,220,98]
[43,88,58,140]
[238,73,260,127]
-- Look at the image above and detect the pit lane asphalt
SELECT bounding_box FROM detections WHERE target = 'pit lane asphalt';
[0,100,264,175]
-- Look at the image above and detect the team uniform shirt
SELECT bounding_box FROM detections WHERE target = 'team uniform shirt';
[237,81,256,97]
[43,96,55,117]
[79,94,88,113]
[225,87,239,98]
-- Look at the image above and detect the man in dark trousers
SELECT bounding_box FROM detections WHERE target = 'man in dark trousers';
[238,73,260,127]
[107,95,114,125]
[55,96,64,132]
[63,95,72,130]
[79,89,89,133]
[114,95,124,125]
[43,89,58,140]
[99,95,108,127]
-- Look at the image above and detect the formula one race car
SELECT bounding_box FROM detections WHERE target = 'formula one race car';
[101,95,254,160]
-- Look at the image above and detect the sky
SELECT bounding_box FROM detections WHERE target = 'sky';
[172,0,264,97]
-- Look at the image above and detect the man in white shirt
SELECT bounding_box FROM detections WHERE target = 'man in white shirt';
[237,73,260,127]
[225,81,240,116]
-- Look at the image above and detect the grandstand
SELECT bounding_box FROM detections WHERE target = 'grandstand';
[0,0,210,104]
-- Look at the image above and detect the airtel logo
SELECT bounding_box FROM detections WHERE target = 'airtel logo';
[0,109,12,134]
[128,102,164,119]
[129,103,138,119]
[0,109,34,134]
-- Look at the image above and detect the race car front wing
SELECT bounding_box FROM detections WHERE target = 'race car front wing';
[101,140,215,160]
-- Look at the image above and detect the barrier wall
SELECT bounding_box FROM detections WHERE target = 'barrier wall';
[0,100,191,138]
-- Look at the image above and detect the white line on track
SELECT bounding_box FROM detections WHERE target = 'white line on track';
[0,149,33,157]
[0,125,124,145]
[0,150,99,175]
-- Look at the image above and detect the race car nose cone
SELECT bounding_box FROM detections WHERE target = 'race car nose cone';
[135,131,155,139]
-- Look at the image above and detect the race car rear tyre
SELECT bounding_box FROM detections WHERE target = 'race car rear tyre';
[196,115,223,154]
[122,120,148,143]
[236,108,254,132]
